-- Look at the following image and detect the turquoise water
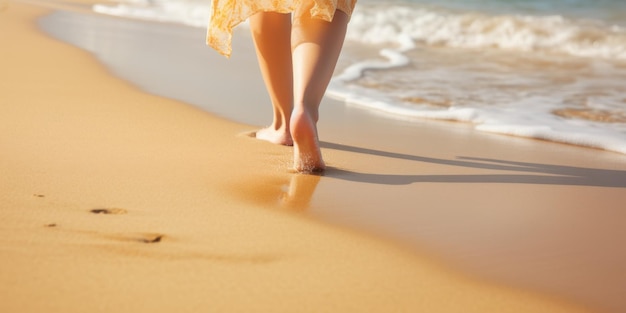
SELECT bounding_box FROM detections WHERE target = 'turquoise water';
[394,0,626,23]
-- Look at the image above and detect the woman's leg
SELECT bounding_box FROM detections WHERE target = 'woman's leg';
[290,8,349,172]
[249,12,294,145]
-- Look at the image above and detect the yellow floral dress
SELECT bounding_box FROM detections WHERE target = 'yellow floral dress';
[207,0,357,57]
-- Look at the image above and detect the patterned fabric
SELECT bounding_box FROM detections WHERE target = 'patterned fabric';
[207,0,356,57]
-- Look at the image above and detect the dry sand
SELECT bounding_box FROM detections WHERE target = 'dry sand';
[2,0,626,312]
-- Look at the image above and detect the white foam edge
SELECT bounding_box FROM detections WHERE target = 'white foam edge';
[328,82,626,155]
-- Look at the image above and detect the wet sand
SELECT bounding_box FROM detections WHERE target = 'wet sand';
[2,0,626,312]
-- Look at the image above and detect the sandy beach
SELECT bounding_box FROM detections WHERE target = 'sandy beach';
[2,0,626,312]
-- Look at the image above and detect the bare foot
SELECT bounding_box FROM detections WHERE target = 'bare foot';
[290,109,325,173]
[255,126,293,146]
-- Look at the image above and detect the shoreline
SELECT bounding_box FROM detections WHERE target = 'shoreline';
[85,0,626,156]
[2,1,626,312]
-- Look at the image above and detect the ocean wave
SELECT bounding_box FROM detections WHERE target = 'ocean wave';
[327,81,626,155]
[348,4,626,60]
[93,1,626,60]
[93,0,210,28]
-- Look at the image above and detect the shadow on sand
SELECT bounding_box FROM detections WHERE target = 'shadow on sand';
[320,141,626,188]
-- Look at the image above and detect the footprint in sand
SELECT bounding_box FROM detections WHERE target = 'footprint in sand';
[107,233,164,244]
[88,208,163,244]
[90,208,128,215]
[238,130,258,139]
[136,233,164,244]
